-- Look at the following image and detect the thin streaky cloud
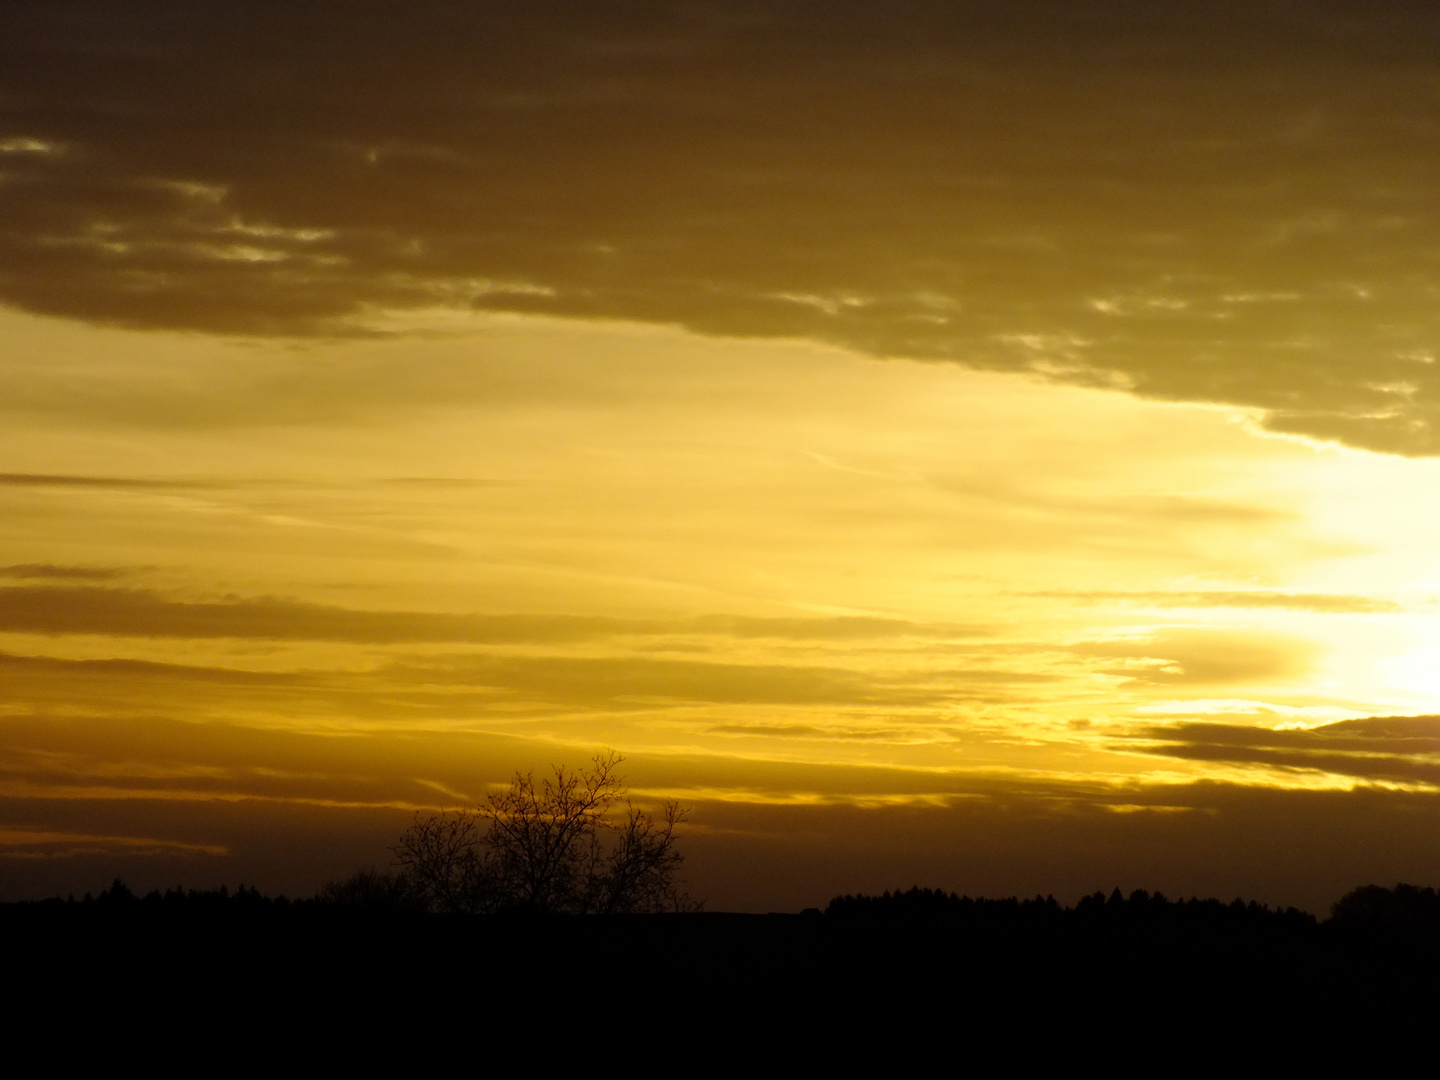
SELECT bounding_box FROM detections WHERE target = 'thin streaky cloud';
[0,585,978,644]
[0,564,129,581]
[1031,590,1402,614]
[1136,716,1440,788]
[0,473,208,489]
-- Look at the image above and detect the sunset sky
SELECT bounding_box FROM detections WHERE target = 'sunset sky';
[5,1,1440,912]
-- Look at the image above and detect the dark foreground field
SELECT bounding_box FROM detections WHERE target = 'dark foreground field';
[10,882,1440,1037]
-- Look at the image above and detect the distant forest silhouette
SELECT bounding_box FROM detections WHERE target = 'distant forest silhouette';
[14,876,1440,950]
[10,763,1440,1015]
[12,879,1440,1022]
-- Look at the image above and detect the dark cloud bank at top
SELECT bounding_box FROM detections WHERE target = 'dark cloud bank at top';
[4,1,1440,453]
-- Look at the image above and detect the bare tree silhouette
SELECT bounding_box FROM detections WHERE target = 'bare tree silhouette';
[394,752,695,914]
[391,813,491,914]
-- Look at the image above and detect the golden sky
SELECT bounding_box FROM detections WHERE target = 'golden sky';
[4,2,1440,910]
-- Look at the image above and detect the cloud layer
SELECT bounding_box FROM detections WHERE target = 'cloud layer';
[1139,714,1440,787]
[4,1,1440,451]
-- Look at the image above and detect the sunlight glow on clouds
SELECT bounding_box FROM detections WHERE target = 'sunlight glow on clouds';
[6,1,1440,909]
[3,307,1440,887]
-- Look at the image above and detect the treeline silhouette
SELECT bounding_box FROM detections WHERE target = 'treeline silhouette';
[11,879,1440,1027]
[12,875,1440,927]
[26,876,1440,935]
[826,884,1320,934]
[12,878,1440,967]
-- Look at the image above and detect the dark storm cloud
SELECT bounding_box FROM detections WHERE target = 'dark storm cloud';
[5,1,1440,452]
[1139,714,1440,787]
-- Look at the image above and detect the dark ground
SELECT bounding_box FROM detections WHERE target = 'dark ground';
[9,882,1440,1037]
